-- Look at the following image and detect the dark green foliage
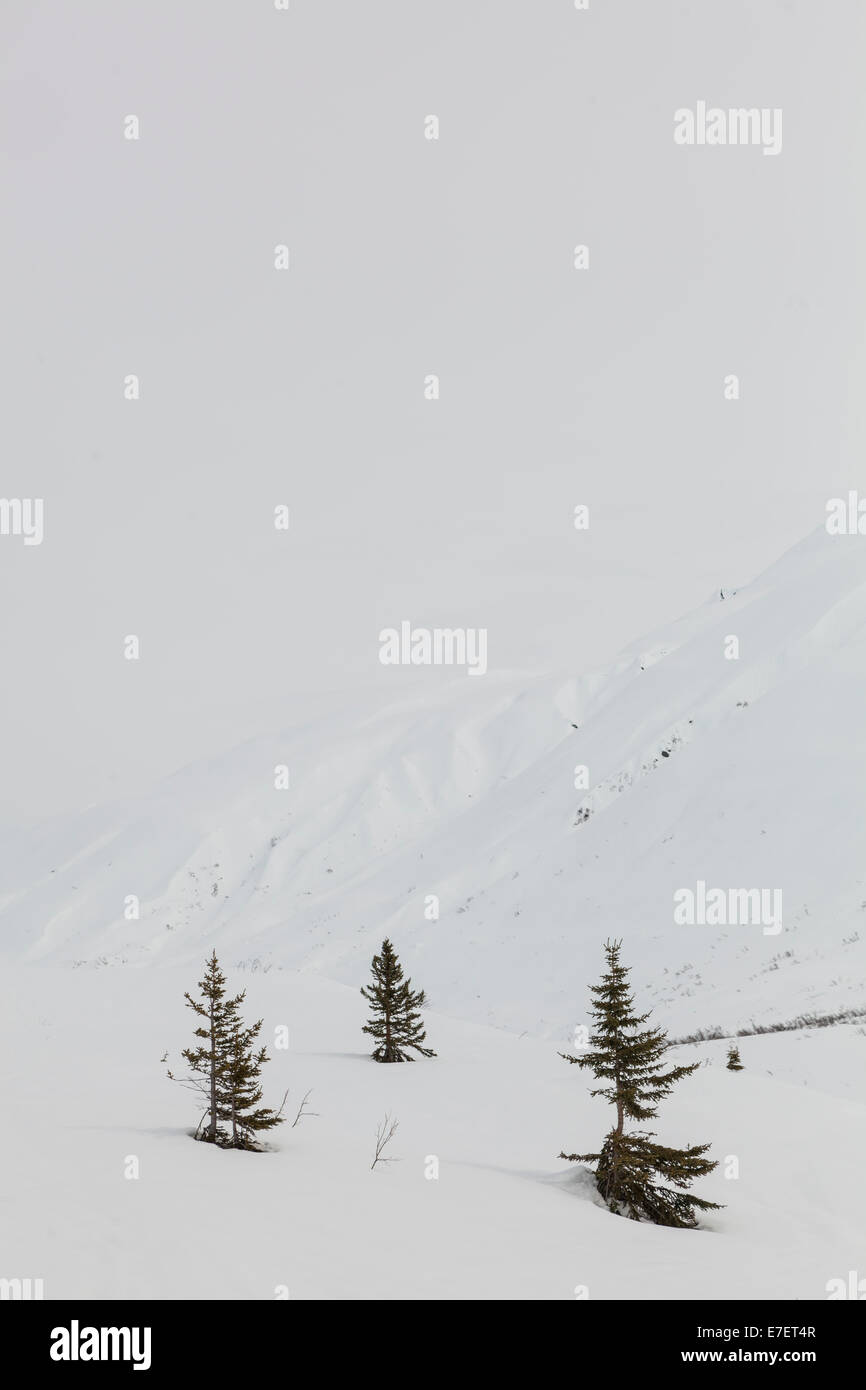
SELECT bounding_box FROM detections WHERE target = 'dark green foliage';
[361,938,436,1062]
[168,950,286,1150]
[221,1007,287,1150]
[168,950,232,1145]
[559,939,722,1228]
[726,1043,744,1071]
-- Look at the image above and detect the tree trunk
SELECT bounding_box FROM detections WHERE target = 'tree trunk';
[209,997,217,1141]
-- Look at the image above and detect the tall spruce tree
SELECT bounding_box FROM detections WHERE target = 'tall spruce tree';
[559,939,722,1228]
[168,950,285,1149]
[361,938,436,1062]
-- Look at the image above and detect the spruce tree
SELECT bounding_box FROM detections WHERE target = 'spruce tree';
[169,950,285,1149]
[222,1007,286,1150]
[167,950,235,1144]
[559,939,722,1228]
[361,938,436,1062]
[726,1043,744,1071]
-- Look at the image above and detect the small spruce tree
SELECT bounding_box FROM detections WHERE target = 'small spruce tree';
[168,950,235,1144]
[361,938,436,1062]
[559,939,722,1228]
[222,1008,286,1150]
[169,950,285,1149]
[726,1043,744,1071]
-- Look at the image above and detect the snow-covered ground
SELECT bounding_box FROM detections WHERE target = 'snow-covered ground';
[2,964,864,1300]
[1,526,865,1299]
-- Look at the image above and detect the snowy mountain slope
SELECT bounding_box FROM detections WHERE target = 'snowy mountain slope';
[1,965,863,1300]
[1,526,865,1040]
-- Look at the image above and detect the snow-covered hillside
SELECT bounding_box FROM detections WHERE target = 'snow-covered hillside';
[2,526,865,1042]
[1,525,866,1039]
[2,526,866,1301]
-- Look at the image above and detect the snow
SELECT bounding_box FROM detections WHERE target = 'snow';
[2,526,864,1040]
[1,526,865,1298]
[1,965,863,1300]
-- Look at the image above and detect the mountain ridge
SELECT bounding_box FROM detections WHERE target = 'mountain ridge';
[2,525,864,1042]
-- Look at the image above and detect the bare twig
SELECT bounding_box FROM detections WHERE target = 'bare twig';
[371,1112,400,1170]
[291,1089,319,1128]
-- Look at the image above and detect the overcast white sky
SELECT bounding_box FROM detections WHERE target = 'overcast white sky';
[2,0,865,823]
